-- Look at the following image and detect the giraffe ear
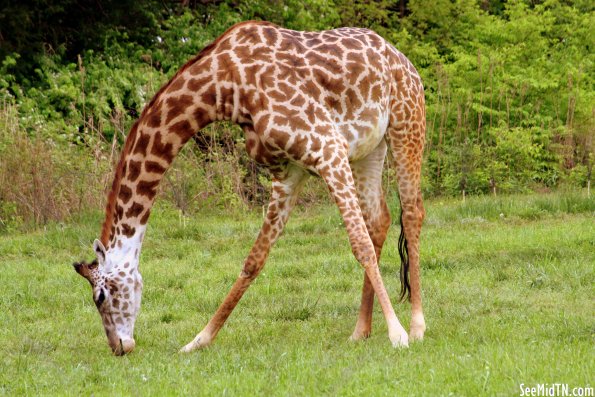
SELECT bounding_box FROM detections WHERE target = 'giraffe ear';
[73,259,99,283]
[93,239,107,264]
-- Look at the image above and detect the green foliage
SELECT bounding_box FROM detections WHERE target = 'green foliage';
[0,0,162,77]
[0,0,593,226]
[417,0,594,197]
[237,0,340,31]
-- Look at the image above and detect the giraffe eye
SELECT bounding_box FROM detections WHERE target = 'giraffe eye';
[95,289,106,308]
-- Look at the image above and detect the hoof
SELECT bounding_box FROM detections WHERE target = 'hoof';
[389,325,409,348]
[349,329,371,342]
[409,313,426,342]
[409,326,426,342]
[179,333,212,353]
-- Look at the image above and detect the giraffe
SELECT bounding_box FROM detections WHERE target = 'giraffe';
[73,20,426,355]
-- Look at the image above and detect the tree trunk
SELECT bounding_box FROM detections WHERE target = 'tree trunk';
[564,74,576,169]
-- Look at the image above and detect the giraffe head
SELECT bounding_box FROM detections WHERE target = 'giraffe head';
[73,239,143,355]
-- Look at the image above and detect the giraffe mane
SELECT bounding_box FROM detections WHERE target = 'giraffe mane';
[100,121,139,246]
[99,20,276,247]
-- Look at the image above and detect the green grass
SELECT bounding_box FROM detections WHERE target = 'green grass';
[1,192,593,396]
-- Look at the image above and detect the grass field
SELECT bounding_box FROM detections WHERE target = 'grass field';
[1,192,593,396]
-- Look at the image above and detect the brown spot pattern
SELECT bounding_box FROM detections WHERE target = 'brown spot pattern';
[136,180,159,199]
[95,21,426,349]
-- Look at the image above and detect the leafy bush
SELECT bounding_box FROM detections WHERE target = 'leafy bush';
[0,1,593,230]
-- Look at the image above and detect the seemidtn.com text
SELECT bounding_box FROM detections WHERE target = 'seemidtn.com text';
[520,384,594,397]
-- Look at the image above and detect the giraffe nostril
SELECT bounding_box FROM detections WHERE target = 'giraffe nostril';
[112,338,125,356]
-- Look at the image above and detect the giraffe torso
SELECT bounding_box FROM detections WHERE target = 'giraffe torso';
[232,24,392,164]
[155,22,417,170]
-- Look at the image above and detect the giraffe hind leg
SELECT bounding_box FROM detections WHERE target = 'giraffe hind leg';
[349,141,391,341]
[318,140,408,348]
[387,124,426,342]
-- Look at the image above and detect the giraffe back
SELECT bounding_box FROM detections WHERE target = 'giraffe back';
[157,22,423,165]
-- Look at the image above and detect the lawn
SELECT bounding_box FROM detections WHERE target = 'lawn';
[0,192,593,396]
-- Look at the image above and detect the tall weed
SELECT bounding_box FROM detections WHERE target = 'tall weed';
[0,104,111,231]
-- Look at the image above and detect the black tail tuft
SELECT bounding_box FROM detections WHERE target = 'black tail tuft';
[398,210,411,302]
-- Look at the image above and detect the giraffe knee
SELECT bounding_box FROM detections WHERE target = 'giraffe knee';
[240,258,262,280]
[352,241,377,268]
[409,207,423,224]
[418,206,425,223]
[240,267,258,280]
[402,202,422,220]
[416,195,425,223]
[369,214,390,252]
[378,201,391,234]
[401,206,424,243]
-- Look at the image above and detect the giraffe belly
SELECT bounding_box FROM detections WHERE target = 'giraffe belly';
[345,115,389,161]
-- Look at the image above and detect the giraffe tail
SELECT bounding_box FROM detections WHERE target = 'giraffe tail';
[398,209,411,302]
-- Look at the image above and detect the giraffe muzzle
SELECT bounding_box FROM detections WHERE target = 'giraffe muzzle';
[113,338,136,356]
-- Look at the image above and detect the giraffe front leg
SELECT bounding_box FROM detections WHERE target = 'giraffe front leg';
[180,166,307,353]
[319,146,408,348]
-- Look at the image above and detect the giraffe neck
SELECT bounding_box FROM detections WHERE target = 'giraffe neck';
[100,47,234,264]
